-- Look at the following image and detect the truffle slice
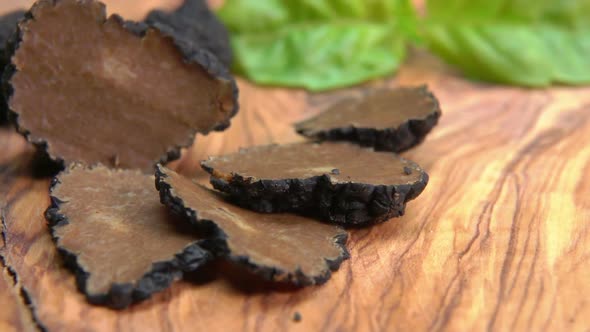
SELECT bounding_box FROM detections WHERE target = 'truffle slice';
[5,0,238,171]
[46,164,211,309]
[0,10,25,124]
[201,142,429,225]
[156,165,349,285]
[296,86,441,153]
[144,0,233,67]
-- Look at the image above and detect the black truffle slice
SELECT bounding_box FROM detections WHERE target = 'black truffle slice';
[296,86,441,153]
[5,0,238,171]
[144,0,232,67]
[46,164,211,309]
[0,10,25,124]
[201,142,429,225]
[156,165,349,285]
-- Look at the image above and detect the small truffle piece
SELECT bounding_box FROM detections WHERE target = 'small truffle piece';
[144,0,233,67]
[5,0,238,171]
[295,86,441,152]
[0,10,25,124]
[201,142,429,225]
[156,165,349,285]
[46,165,211,309]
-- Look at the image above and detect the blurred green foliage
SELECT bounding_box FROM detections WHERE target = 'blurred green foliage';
[425,0,590,86]
[219,0,590,90]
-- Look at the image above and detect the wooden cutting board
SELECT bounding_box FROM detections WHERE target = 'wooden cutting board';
[1,1,590,332]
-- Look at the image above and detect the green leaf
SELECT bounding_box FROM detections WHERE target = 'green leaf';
[218,0,417,91]
[425,0,590,86]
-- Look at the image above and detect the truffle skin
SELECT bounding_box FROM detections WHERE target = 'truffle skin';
[0,10,25,124]
[3,0,239,171]
[201,142,429,226]
[296,86,442,153]
[46,165,212,309]
[144,0,232,67]
[156,165,350,286]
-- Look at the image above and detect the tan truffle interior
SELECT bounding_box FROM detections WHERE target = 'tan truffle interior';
[160,167,347,282]
[51,165,202,296]
[296,87,438,131]
[10,0,234,170]
[203,142,425,185]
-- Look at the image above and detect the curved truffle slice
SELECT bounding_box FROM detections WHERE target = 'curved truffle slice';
[144,0,233,67]
[46,164,211,309]
[201,142,429,225]
[0,10,25,124]
[296,86,441,153]
[6,0,238,171]
[156,165,349,285]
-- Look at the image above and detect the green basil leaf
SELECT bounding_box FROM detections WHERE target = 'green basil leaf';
[218,0,416,91]
[425,0,590,86]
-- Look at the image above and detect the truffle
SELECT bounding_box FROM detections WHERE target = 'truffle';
[156,165,349,285]
[0,10,25,124]
[295,86,441,153]
[201,142,429,225]
[4,0,238,171]
[46,164,211,309]
[144,0,233,67]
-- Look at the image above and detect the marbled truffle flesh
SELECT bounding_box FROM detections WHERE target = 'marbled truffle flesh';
[47,164,211,309]
[6,0,238,171]
[296,86,441,152]
[156,165,349,285]
[201,142,429,225]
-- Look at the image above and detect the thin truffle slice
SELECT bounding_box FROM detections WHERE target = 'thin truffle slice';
[296,86,441,152]
[201,142,429,225]
[46,164,211,309]
[144,0,233,67]
[5,0,238,171]
[156,165,349,285]
[0,10,25,124]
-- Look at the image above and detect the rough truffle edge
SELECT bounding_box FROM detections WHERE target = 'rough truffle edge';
[2,0,239,170]
[123,16,239,130]
[0,10,25,124]
[143,0,233,67]
[295,86,441,153]
[201,154,430,226]
[155,165,350,286]
[45,166,213,310]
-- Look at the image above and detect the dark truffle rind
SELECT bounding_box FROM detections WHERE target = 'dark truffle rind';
[3,0,239,170]
[144,0,233,67]
[155,166,350,286]
[206,171,428,226]
[0,10,25,124]
[201,145,429,226]
[121,14,239,133]
[122,11,238,130]
[296,86,441,153]
[46,168,212,310]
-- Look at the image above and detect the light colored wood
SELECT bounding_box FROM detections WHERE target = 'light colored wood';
[1,1,590,332]
[0,0,183,19]
[0,267,37,332]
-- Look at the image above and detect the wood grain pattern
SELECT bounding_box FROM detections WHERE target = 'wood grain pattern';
[0,132,37,332]
[0,267,37,332]
[1,1,590,332]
